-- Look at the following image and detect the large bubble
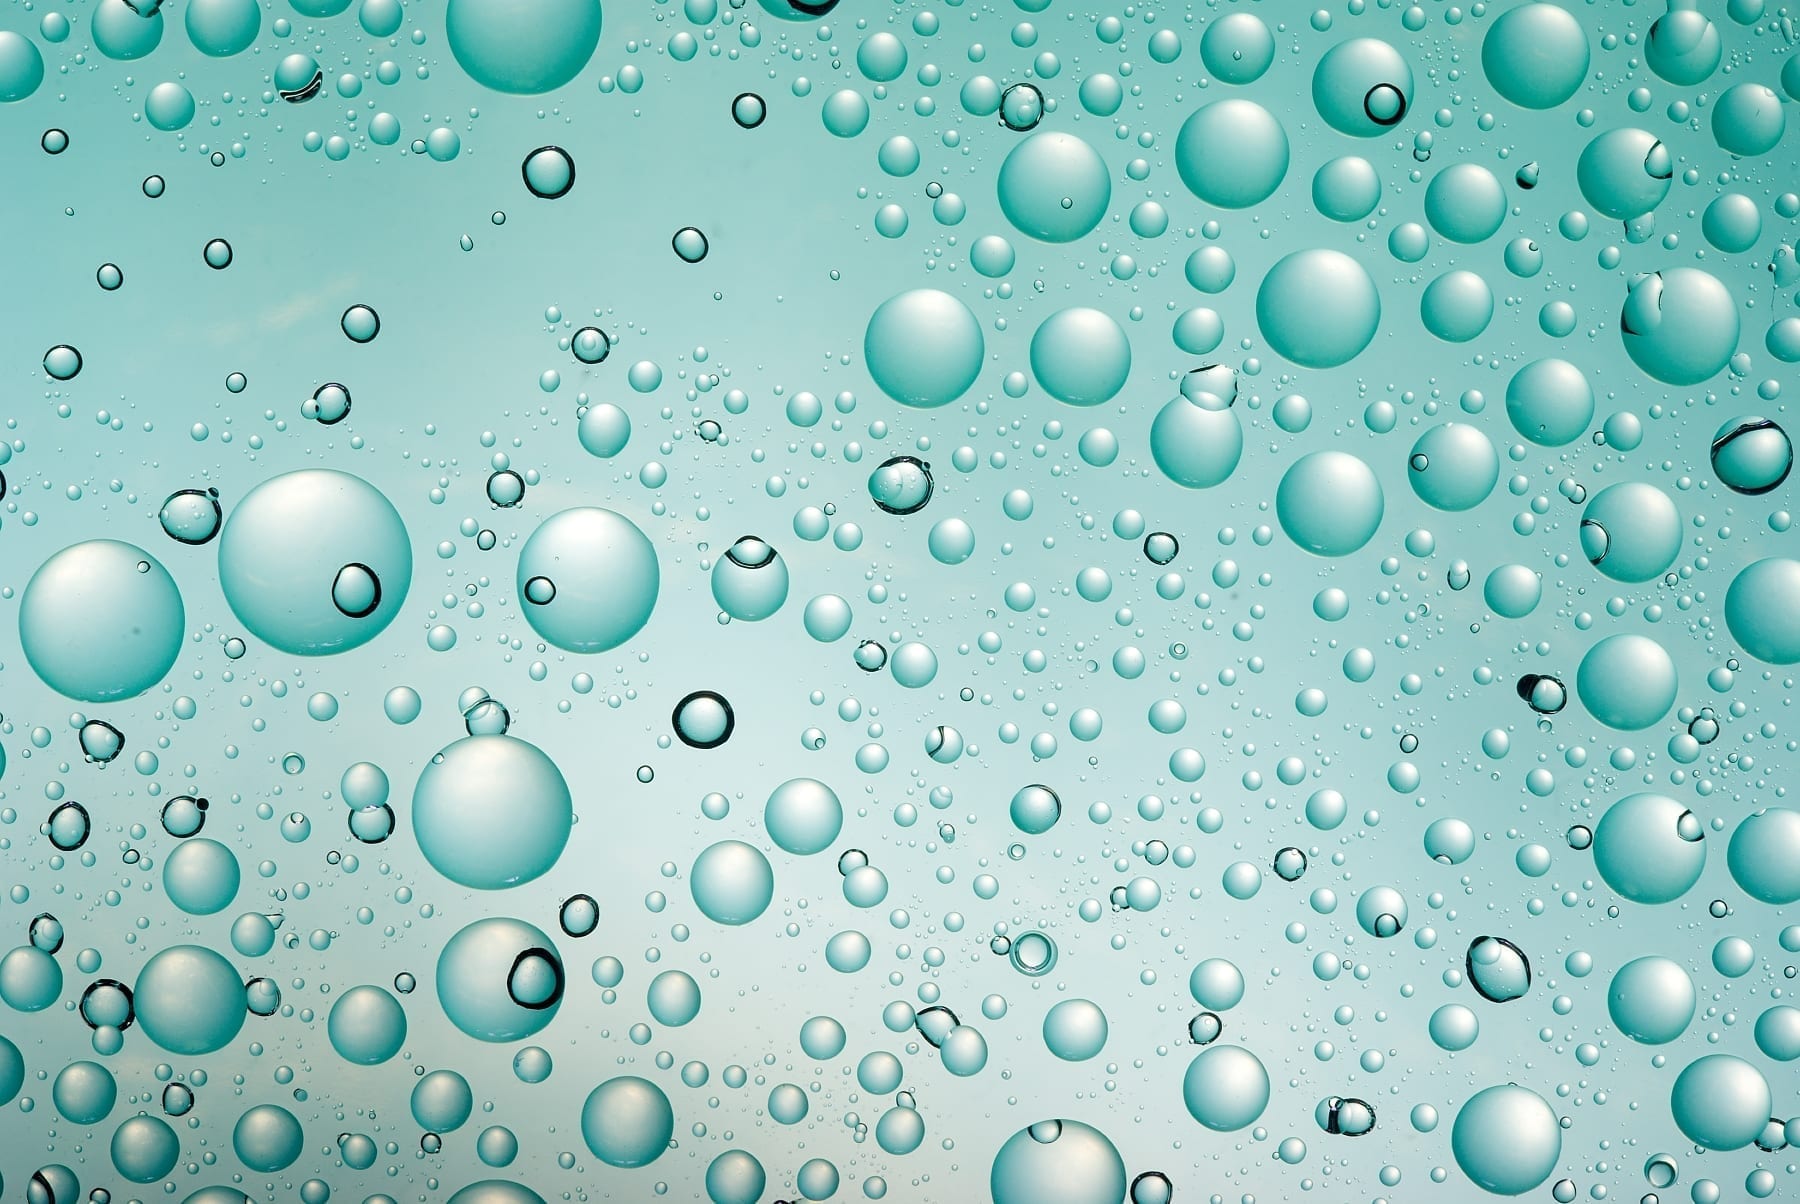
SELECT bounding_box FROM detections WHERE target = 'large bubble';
[1277,452,1383,557]
[413,735,572,890]
[1606,956,1695,1044]
[1481,3,1588,109]
[1182,1045,1269,1131]
[581,1076,674,1167]
[1645,8,1720,85]
[1408,423,1497,511]
[92,0,162,61]
[1256,250,1380,368]
[445,0,602,94]
[218,470,410,655]
[20,540,184,702]
[1312,38,1412,136]
[1725,557,1800,664]
[1423,164,1506,244]
[1576,634,1677,730]
[864,289,985,408]
[435,917,564,1042]
[1029,308,1130,406]
[0,30,45,101]
[1670,1055,1771,1150]
[134,944,246,1055]
[1504,358,1593,446]
[691,840,775,925]
[515,507,660,652]
[1450,1084,1561,1195]
[1579,482,1680,582]
[989,1119,1126,1204]
[1174,99,1289,209]
[1591,792,1705,904]
[1726,808,1800,903]
[184,0,259,57]
[765,778,844,855]
[1620,268,1739,386]
[1576,128,1671,220]
[1150,398,1242,489]
[996,132,1110,242]
[327,984,408,1065]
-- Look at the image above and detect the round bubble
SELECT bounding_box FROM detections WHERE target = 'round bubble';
[1200,13,1274,84]
[447,1185,544,1204]
[647,969,701,1026]
[1175,99,1288,209]
[163,838,240,915]
[328,985,407,1064]
[1312,156,1381,222]
[1505,358,1593,446]
[1256,250,1380,368]
[93,1,163,61]
[1010,784,1062,835]
[1713,83,1785,157]
[1277,451,1383,557]
[1607,956,1696,1044]
[1189,958,1245,1009]
[185,0,259,56]
[1450,1084,1561,1195]
[1756,1005,1800,1061]
[692,840,775,926]
[1727,808,1800,903]
[1576,128,1671,220]
[706,1149,767,1204]
[435,917,563,1042]
[766,778,844,855]
[112,1114,180,1183]
[989,1119,1126,1204]
[996,132,1109,243]
[1042,999,1108,1061]
[1671,1055,1771,1150]
[1726,558,1800,664]
[1620,268,1738,386]
[52,1060,116,1124]
[581,1076,673,1167]
[1312,38,1412,136]
[1029,308,1130,406]
[577,403,630,457]
[233,1104,303,1172]
[412,1069,475,1131]
[1150,398,1242,489]
[1482,4,1588,109]
[1711,416,1791,494]
[135,944,245,1055]
[20,540,184,702]
[0,1035,22,1105]
[1425,165,1506,244]
[1420,270,1494,342]
[1483,565,1542,619]
[1592,793,1705,904]
[1182,1045,1269,1131]
[1702,192,1762,253]
[1646,8,1720,85]
[515,508,659,652]
[414,735,572,889]
[864,289,984,408]
[1577,634,1677,730]
[1428,1004,1480,1051]
[445,0,601,93]
[712,536,789,620]
[1409,423,1497,511]
[218,470,410,655]
[1580,482,1679,583]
